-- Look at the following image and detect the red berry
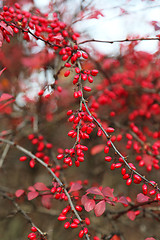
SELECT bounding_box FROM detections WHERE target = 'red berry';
[15,3,21,9]
[75,205,82,211]
[85,217,90,225]
[84,86,91,92]
[38,90,44,96]
[58,215,67,221]
[156,193,160,201]
[28,233,36,239]
[91,69,99,76]
[79,230,84,238]
[29,159,35,168]
[31,227,37,232]
[104,146,109,154]
[105,156,112,162]
[64,70,70,77]
[126,178,132,186]
[142,184,148,195]
[82,52,88,59]
[57,154,64,160]
[46,143,53,149]
[73,218,80,224]
[84,227,88,234]
[121,168,126,175]
[19,156,27,161]
[110,163,115,170]
[88,75,93,83]
[70,223,78,228]
[106,127,115,133]
[64,222,70,229]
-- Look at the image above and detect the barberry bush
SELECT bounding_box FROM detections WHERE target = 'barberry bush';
[0,0,160,240]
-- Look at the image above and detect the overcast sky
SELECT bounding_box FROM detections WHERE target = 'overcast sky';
[33,0,160,56]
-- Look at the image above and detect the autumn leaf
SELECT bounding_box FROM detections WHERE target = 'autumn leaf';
[94,200,106,217]
[0,31,3,47]
[69,182,82,193]
[145,238,156,240]
[90,144,105,155]
[137,193,150,203]
[87,8,104,20]
[0,93,15,111]
[28,186,36,192]
[86,187,103,196]
[15,189,25,198]
[117,196,129,206]
[34,182,49,191]
[27,191,39,200]
[41,194,52,209]
[127,211,136,221]
[101,187,114,198]
[0,67,7,77]
[81,195,95,212]
[111,235,121,240]
[0,22,13,36]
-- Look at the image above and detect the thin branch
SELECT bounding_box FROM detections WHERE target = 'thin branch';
[0,142,10,168]
[0,137,90,240]
[79,37,160,45]
[0,189,46,238]
[110,199,159,220]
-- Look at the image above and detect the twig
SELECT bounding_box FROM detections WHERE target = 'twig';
[110,199,158,220]
[79,37,160,45]
[0,137,90,240]
[0,189,46,238]
[0,142,10,168]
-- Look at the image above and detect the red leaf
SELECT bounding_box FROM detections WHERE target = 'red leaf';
[0,93,13,102]
[84,199,95,212]
[137,193,150,203]
[41,194,52,209]
[0,67,6,77]
[81,195,88,205]
[15,189,25,198]
[101,187,114,198]
[0,22,13,36]
[34,182,49,191]
[111,235,121,240]
[145,238,156,240]
[86,187,103,196]
[94,200,106,217]
[28,191,39,200]
[0,30,3,47]
[5,26,13,36]
[90,144,105,155]
[127,211,136,221]
[81,195,95,212]
[143,154,153,167]
[69,182,82,193]
[117,196,129,206]
[87,9,104,20]
[28,186,36,192]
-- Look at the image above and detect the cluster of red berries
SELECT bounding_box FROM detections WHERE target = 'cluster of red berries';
[28,227,38,240]
[58,205,90,238]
